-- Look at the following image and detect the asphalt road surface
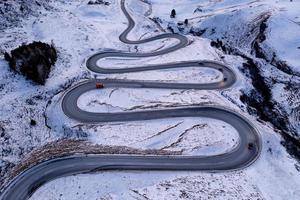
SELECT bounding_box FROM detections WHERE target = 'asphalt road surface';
[0,0,261,199]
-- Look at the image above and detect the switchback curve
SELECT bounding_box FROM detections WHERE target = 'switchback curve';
[0,0,261,199]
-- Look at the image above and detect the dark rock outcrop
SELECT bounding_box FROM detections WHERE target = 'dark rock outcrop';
[87,0,110,5]
[4,41,57,85]
[170,9,176,18]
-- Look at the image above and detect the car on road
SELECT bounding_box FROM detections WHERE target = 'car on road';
[96,82,104,89]
[248,143,254,150]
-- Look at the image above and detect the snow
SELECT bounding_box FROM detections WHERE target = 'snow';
[30,171,264,200]
[29,115,300,200]
[94,66,223,82]
[75,117,239,156]
[265,13,300,73]
[147,0,300,138]
[0,0,300,199]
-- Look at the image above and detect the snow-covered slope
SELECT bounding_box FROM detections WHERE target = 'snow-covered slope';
[149,0,300,153]
[0,0,299,199]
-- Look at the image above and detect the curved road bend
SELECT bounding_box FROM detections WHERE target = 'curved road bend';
[0,0,261,199]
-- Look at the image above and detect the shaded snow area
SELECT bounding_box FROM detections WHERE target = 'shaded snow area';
[0,0,300,199]
[0,0,54,31]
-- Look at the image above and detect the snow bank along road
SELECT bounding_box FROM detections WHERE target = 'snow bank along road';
[0,0,261,199]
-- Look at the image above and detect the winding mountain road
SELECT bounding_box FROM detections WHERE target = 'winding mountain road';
[0,0,261,199]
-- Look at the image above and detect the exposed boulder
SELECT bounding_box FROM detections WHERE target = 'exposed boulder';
[170,9,176,18]
[184,19,189,25]
[0,126,4,137]
[4,41,57,85]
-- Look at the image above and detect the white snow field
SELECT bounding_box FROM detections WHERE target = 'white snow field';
[0,0,300,199]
